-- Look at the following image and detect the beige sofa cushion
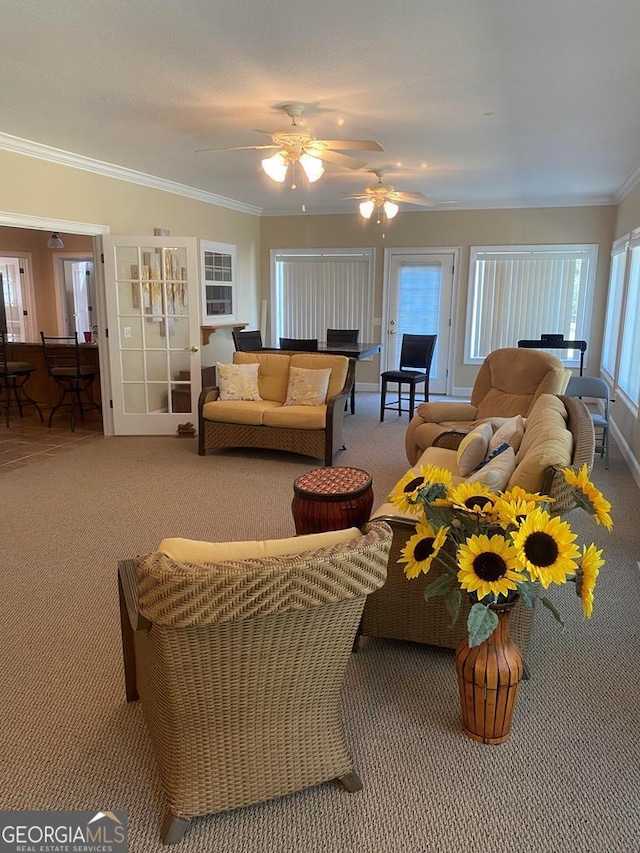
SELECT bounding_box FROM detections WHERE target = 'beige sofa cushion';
[467,446,517,491]
[201,399,282,425]
[290,353,349,399]
[235,351,291,403]
[509,394,572,492]
[263,405,327,429]
[158,526,361,563]
[456,422,493,475]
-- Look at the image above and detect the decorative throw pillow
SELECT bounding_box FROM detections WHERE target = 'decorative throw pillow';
[284,366,332,406]
[489,415,526,455]
[476,441,510,470]
[466,446,517,491]
[216,362,262,401]
[456,422,493,476]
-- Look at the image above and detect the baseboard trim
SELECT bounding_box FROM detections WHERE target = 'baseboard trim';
[357,382,380,393]
[452,386,473,398]
[609,420,640,490]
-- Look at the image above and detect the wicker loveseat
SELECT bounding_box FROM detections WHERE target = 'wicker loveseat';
[359,394,595,654]
[198,351,355,465]
[118,521,392,844]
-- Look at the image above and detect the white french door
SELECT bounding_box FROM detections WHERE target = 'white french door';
[103,236,201,435]
[382,250,456,395]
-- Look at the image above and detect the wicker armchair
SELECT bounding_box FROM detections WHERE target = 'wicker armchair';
[118,522,392,844]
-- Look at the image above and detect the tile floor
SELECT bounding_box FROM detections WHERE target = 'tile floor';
[0,407,104,475]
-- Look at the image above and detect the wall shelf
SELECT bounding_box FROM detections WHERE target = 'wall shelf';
[201,322,247,346]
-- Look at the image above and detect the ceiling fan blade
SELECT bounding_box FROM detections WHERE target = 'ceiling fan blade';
[196,144,279,153]
[318,149,368,170]
[316,139,384,152]
[387,191,435,206]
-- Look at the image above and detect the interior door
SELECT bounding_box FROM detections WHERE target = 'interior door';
[383,251,455,395]
[103,236,201,435]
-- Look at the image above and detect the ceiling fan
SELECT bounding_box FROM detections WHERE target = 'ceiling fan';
[347,169,435,220]
[196,103,383,187]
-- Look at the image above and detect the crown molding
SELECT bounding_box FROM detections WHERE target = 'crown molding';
[615,159,640,203]
[0,210,110,235]
[0,132,262,217]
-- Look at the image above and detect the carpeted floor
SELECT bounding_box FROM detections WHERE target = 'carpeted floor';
[1,393,639,852]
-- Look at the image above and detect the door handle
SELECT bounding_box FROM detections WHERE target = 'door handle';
[389,330,396,335]
[184,345,199,352]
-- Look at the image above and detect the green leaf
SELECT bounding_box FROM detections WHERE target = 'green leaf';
[541,596,566,629]
[423,573,454,601]
[515,579,536,609]
[444,588,462,627]
[467,603,499,647]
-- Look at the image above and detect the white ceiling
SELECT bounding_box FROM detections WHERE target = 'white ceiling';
[3,0,640,216]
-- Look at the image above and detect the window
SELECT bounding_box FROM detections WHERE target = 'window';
[271,249,374,344]
[201,240,236,322]
[601,237,628,384]
[603,229,640,413]
[465,245,597,366]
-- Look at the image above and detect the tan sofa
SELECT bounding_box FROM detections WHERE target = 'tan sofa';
[405,347,571,464]
[198,351,355,465]
[360,393,595,653]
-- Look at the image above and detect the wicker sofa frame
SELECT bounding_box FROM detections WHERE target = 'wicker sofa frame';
[118,521,392,844]
[359,395,595,654]
[198,357,355,466]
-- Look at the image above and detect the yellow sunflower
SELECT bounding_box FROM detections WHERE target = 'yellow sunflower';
[576,543,604,618]
[500,485,552,507]
[563,464,613,531]
[388,465,452,514]
[448,482,498,518]
[457,533,524,600]
[510,508,580,588]
[399,520,449,579]
[491,496,538,528]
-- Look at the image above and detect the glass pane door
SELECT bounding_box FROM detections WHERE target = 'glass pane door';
[383,252,455,395]
[103,236,200,435]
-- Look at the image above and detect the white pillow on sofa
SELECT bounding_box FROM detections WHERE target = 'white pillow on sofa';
[466,446,516,491]
[216,362,262,401]
[456,422,493,476]
[284,366,331,406]
[489,415,525,454]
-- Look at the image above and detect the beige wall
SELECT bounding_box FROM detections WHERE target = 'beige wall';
[261,205,616,389]
[612,181,640,469]
[0,149,261,367]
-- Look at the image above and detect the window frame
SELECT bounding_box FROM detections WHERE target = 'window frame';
[464,243,598,367]
[269,247,375,347]
[200,240,236,324]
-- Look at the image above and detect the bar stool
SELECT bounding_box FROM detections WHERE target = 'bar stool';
[40,331,101,431]
[0,331,44,428]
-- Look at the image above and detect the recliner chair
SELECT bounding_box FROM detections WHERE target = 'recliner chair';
[405,347,571,464]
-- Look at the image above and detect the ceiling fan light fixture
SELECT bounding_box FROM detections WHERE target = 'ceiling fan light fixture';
[299,153,324,183]
[261,152,288,183]
[359,200,375,220]
[383,201,399,219]
[47,231,64,249]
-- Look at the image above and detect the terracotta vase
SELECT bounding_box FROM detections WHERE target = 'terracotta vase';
[455,599,524,744]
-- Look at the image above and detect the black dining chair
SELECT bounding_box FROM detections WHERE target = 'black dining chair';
[0,331,44,428]
[327,329,359,414]
[279,337,319,352]
[380,333,437,422]
[232,329,263,351]
[40,331,102,431]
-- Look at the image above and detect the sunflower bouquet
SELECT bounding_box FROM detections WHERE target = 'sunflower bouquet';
[388,463,612,647]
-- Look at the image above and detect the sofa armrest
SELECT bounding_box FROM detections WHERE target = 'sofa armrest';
[198,385,220,407]
[324,358,356,465]
[117,559,151,702]
[414,401,478,422]
[431,430,469,450]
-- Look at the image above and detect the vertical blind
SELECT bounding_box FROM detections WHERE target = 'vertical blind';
[601,243,627,382]
[274,253,373,341]
[617,241,640,406]
[467,249,592,362]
